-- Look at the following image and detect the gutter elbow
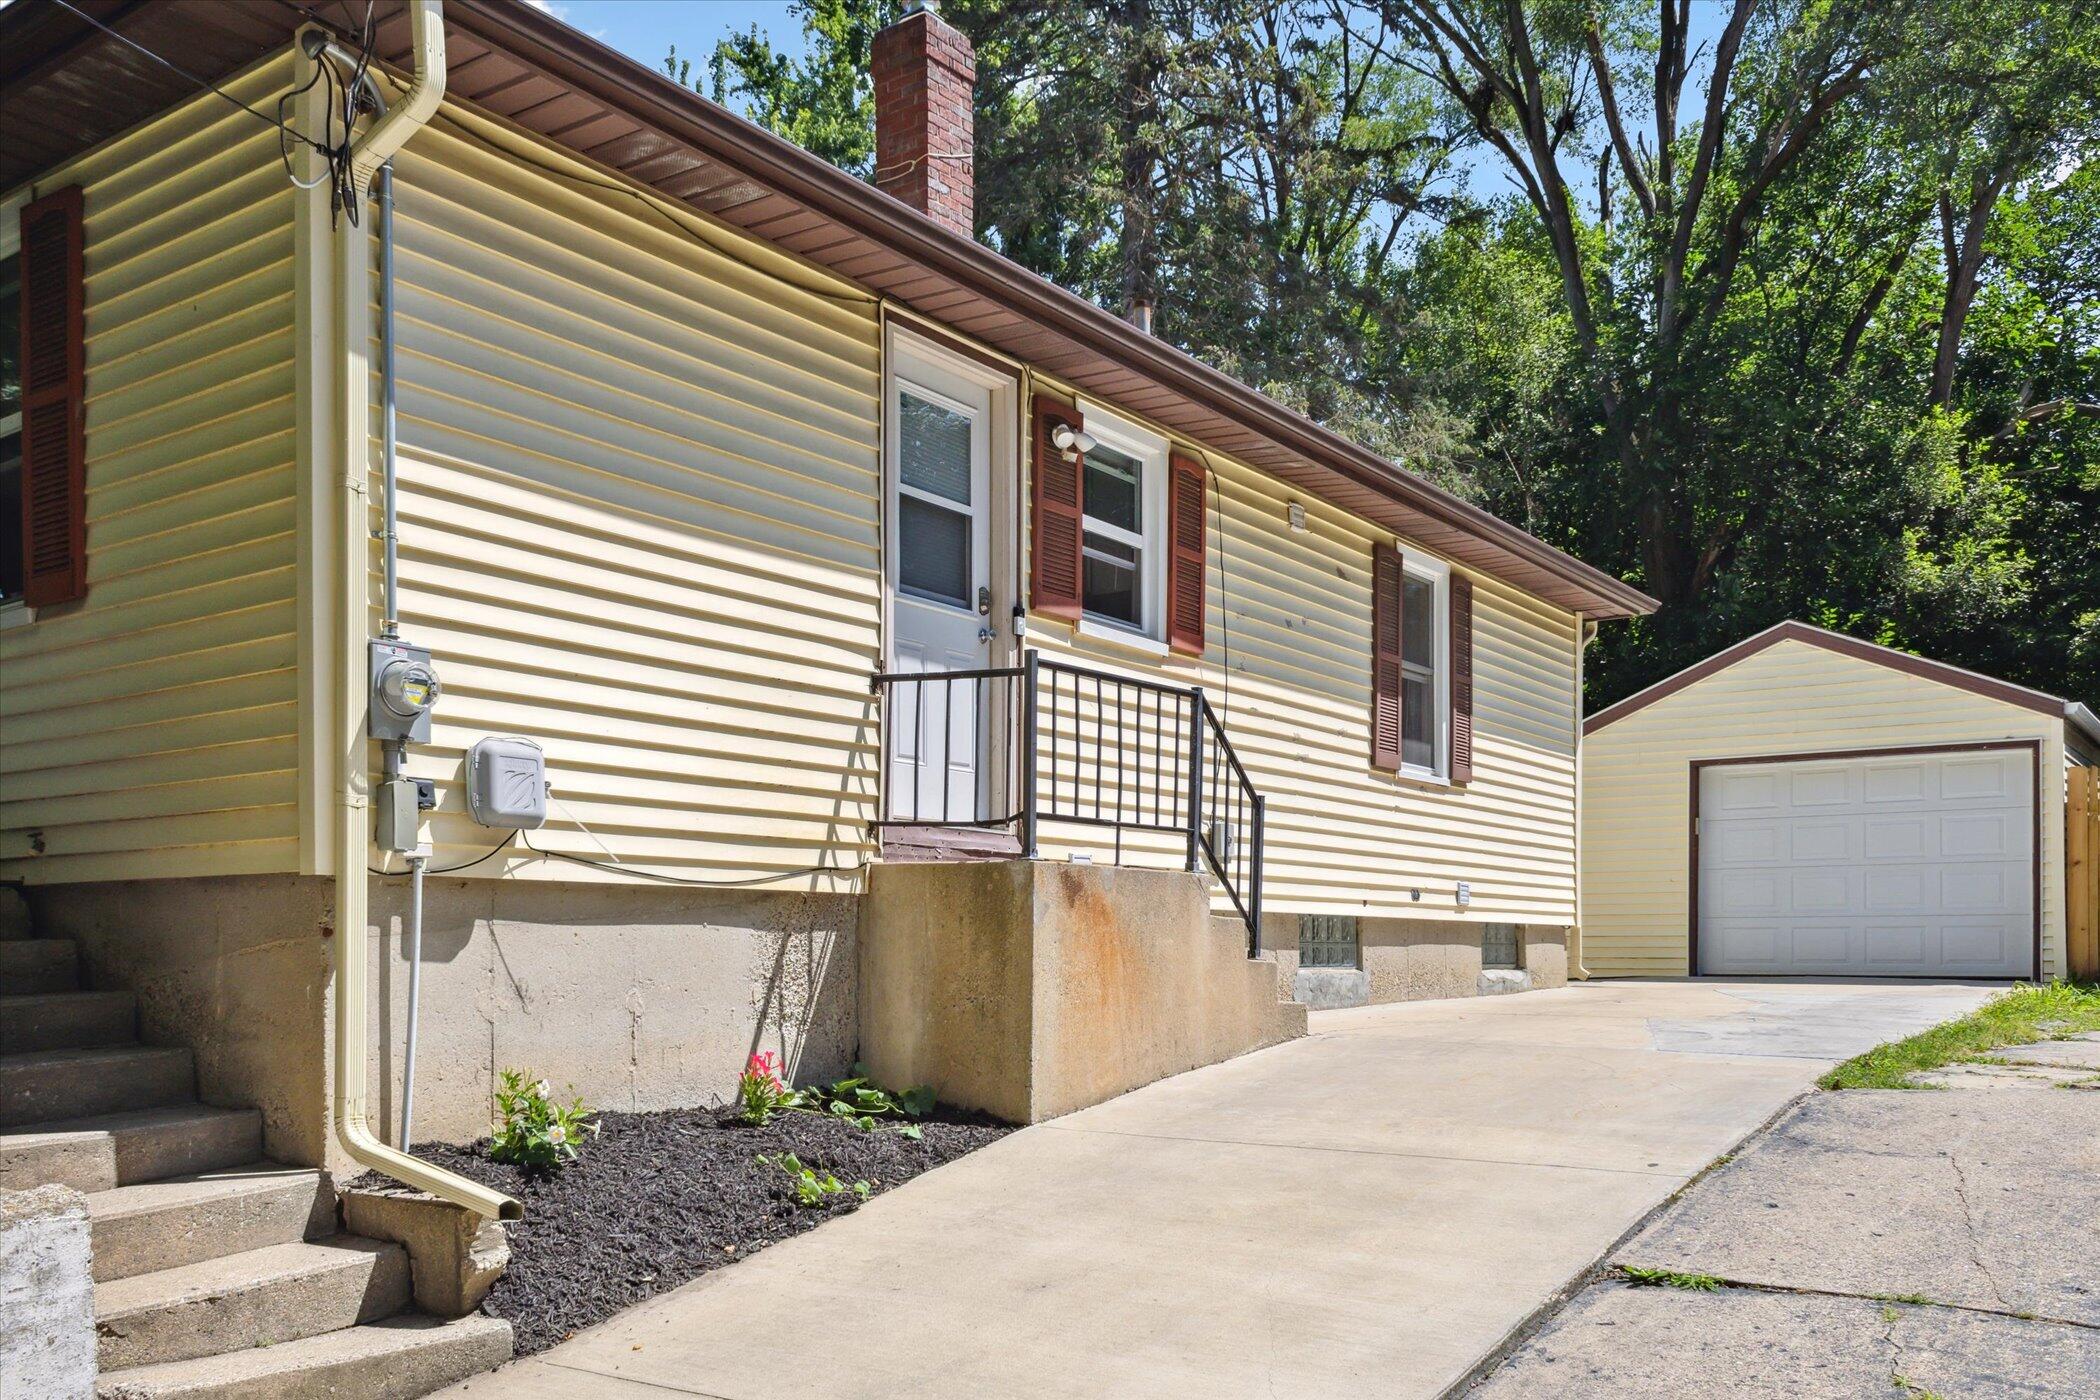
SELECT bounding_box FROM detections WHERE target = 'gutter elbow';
[349,0,446,194]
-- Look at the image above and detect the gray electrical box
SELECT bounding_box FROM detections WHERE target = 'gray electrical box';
[467,736,548,829]
[370,639,441,743]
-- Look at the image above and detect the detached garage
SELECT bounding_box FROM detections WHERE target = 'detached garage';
[1581,622,2100,981]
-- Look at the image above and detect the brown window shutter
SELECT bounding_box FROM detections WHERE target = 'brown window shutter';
[1030,393,1085,621]
[1370,544,1403,771]
[1166,450,1207,655]
[19,186,87,608]
[1450,573,1475,783]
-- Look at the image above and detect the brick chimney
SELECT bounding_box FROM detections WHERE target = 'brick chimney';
[871,1,975,236]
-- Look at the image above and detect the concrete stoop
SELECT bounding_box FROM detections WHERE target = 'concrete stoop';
[860,859,1307,1123]
[0,926,513,1400]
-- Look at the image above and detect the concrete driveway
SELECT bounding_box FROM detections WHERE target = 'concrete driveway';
[443,979,1994,1400]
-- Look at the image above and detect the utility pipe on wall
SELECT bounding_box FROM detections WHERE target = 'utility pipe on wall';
[317,2,518,1220]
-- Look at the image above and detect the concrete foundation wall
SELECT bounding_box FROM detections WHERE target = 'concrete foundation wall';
[27,876,335,1166]
[24,876,855,1171]
[860,861,1305,1123]
[1259,914,1569,1006]
[363,878,857,1154]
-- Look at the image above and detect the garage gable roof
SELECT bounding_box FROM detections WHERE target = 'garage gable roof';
[1584,621,2098,740]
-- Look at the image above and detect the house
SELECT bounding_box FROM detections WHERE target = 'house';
[1581,621,2100,981]
[0,1,1652,1390]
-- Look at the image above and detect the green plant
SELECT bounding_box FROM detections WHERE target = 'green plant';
[798,1064,934,1136]
[758,1152,870,1207]
[490,1069,598,1169]
[736,1052,803,1126]
[1819,983,2100,1090]
[1620,1266,1722,1291]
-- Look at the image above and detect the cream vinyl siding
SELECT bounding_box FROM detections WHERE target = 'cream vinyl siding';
[1581,638,2068,979]
[378,108,881,887]
[1,58,300,884]
[1030,448,1581,926]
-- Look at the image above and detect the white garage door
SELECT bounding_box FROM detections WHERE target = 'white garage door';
[1698,747,2034,977]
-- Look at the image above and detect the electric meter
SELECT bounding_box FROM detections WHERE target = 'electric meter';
[370,639,441,743]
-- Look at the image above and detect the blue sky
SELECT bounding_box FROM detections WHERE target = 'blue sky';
[524,1,810,78]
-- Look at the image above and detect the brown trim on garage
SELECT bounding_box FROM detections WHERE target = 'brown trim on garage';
[1589,621,2072,735]
[1687,739,2042,981]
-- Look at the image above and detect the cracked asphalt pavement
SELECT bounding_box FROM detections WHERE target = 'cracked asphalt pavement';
[1469,1033,2100,1398]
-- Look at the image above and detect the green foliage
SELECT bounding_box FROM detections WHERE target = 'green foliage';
[490,1069,599,1170]
[758,1152,872,1207]
[798,1064,934,1136]
[733,1054,933,1137]
[675,0,2100,708]
[1818,983,2100,1090]
[1620,1266,1723,1291]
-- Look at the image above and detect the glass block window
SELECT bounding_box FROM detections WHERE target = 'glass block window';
[1300,914,1360,969]
[1482,923,1521,970]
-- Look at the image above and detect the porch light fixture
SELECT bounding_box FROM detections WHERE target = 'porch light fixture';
[1051,423,1097,459]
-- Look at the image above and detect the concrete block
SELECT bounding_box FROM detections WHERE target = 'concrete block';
[341,1186,510,1318]
[1292,967,1369,1009]
[860,860,1303,1123]
[0,1045,195,1128]
[94,1311,513,1399]
[0,990,136,1054]
[1477,968,1531,996]
[0,1104,263,1194]
[1,1184,95,1400]
[94,1236,410,1371]
[0,938,78,995]
[88,1164,334,1282]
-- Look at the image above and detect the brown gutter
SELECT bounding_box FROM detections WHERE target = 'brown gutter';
[441,0,1656,621]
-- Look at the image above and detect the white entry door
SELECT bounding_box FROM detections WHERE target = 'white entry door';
[887,347,995,824]
[1698,747,2034,977]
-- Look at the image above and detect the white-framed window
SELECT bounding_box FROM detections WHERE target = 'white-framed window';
[1078,409,1167,641]
[1400,555,1448,777]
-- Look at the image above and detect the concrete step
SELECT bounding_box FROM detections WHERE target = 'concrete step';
[0,936,77,994]
[88,1163,335,1282]
[0,988,135,1053]
[0,1102,264,1192]
[93,1312,514,1400]
[95,1236,412,1372]
[0,1043,195,1128]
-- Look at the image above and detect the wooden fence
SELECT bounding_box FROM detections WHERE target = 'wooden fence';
[2072,766,2100,981]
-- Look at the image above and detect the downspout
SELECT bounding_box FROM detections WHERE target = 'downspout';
[1570,618,1599,981]
[321,3,519,1219]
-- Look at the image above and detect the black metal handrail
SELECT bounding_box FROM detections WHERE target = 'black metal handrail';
[871,651,1266,951]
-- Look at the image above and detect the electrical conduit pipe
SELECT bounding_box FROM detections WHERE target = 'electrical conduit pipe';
[325,0,519,1220]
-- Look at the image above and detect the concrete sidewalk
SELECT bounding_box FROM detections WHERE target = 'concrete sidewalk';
[441,980,1993,1400]
[1474,1033,2100,1397]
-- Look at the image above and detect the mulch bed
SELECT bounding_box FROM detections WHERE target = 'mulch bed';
[358,1105,1011,1354]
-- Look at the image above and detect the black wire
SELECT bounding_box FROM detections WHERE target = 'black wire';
[51,0,330,154]
[369,829,517,877]
[518,830,866,887]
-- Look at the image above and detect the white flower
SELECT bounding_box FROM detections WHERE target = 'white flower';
[546,1123,567,1145]
[534,1079,551,1099]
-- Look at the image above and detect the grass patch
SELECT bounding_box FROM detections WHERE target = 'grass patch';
[1620,1265,1723,1291]
[1818,982,2100,1090]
